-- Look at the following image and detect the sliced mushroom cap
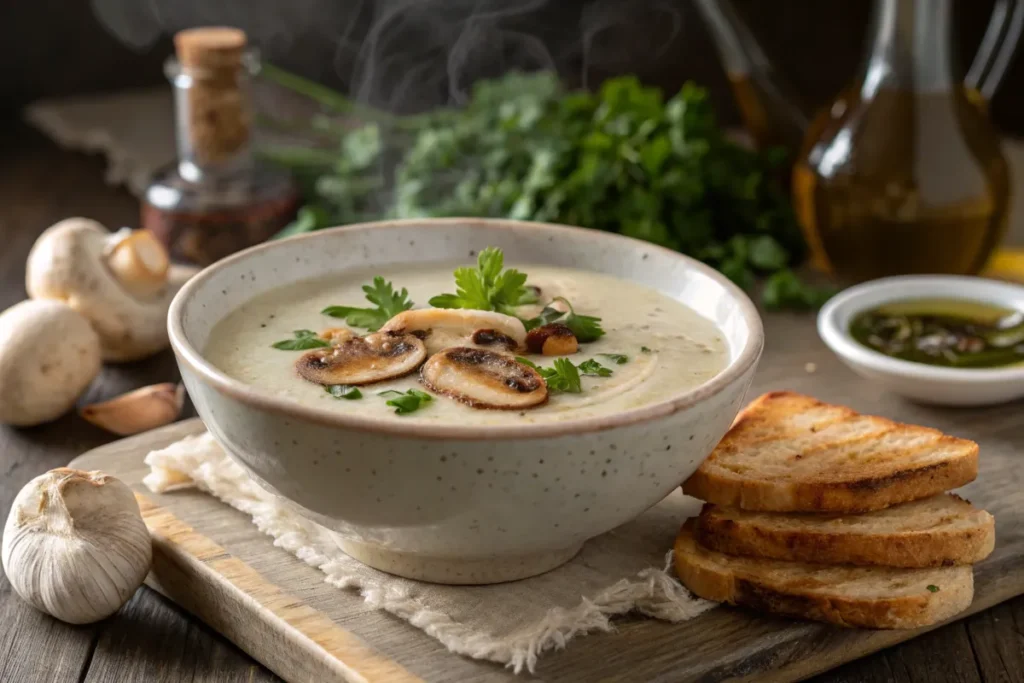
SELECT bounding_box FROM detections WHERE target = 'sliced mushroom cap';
[296,332,426,386]
[379,309,527,355]
[526,323,579,356]
[420,347,548,410]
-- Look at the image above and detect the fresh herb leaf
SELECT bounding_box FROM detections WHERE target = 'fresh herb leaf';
[762,270,838,311]
[272,330,330,350]
[325,385,362,400]
[515,356,582,392]
[322,276,414,330]
[428,247,535,315]
[598,353,629,364]
[378,388,433,414]
[523,297,605,342]
[926,585,940,593]
[640,346,653,353]
[578,359,613,377]
[542,358,583,393]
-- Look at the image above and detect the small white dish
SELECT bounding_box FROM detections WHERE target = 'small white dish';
[818,275,1024,406]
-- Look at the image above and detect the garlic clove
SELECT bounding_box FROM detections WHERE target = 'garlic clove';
[2,468,152,624]
[105,228,170,300]
[80,383,185,436]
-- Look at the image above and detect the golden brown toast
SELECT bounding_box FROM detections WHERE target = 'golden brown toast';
[674,523,973,629]
[696,494,994,568]
[683,392,979,512]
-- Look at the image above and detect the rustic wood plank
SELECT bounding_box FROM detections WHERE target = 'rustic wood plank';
[810,622,983,683]
[84,587,280,683]
[965,598,1024,683]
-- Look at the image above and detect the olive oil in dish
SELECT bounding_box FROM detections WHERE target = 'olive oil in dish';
[204,258,728,425]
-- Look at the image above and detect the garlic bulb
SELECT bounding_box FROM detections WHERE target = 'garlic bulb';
[2,468,152,624]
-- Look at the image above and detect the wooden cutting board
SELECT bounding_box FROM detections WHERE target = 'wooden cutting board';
[69,312,1024,683]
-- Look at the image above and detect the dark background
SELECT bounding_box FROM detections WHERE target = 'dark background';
[2,1,1023,135]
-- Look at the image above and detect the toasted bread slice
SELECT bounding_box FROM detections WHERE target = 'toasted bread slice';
[683,392,978,512]
[674,523,973,629]
[696,494,994,568]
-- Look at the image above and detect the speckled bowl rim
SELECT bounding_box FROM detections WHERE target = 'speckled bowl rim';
[168,219,764,441]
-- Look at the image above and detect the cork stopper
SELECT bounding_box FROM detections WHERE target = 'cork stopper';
[172,27,251,166]
[174,27,247,72]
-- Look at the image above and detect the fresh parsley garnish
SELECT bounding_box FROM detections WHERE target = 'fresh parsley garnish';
[516,356,582,393]
[523,297,605,342]
[598,353,629,365]
[578,359,612,377]
[378,389,433,415]
[325,384,362,400]
[271,329,330,350]
[640,346,653,354]
[322,276,414,331]
[428,247,537,315]
[926,585,940,593]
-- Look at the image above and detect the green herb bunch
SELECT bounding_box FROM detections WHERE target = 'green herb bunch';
[260,66,829,308]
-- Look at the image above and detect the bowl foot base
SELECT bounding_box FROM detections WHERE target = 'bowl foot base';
[333,538,583,584]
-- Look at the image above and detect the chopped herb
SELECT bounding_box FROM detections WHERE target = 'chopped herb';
[378,389,433,415]
[272,330,330,350]
[926,585,940,593]
[598,353,629,364]
[523,297,605,342]
[516,356,582,393]
[428,247,537,315]
[641,346,653,353]
[325,385,362,400]
[578,359,613,377]
[322,276,414,331]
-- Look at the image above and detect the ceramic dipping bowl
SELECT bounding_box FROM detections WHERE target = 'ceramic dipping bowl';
[818,275,1024,406]
[168,219,763,584]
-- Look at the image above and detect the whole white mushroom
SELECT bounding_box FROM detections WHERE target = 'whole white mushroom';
[26,218,197,363]
[0,300,102,426]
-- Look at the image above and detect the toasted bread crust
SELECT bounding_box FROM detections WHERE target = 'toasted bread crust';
[683,391,979,512]
[695,498,995,568]
[674,524,974,629]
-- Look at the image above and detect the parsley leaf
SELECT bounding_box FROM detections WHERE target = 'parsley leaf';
[515,356,582,393]
[640,346,653,353]
[325,385,362,400]
[272,330,330,350]
[926,585,940,593]
[322,276,414,330]
[522,297,605,342]
[598,353,629,364]
[378,389,433,414]
[762,270,837,311]
[578,359,613,377]
[429,247,536,315]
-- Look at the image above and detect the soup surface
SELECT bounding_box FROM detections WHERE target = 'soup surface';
[204,262,729,424]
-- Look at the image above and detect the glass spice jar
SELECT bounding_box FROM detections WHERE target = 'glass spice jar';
[141,27,299,266]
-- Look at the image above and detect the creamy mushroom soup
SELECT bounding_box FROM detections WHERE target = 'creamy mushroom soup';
[204,258,729,425]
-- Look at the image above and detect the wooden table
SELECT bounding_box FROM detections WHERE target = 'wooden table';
[0,121,1021,682]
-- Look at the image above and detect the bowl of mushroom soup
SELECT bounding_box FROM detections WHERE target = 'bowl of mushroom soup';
[169,219,762,584]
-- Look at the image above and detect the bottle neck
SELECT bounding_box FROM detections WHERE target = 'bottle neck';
[167,57,255,182]
[862,0,956,96]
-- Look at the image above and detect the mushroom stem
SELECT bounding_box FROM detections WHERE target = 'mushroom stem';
[105,229,170,299]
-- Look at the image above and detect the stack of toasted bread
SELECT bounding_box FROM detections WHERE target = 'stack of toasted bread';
[674,392,995,629]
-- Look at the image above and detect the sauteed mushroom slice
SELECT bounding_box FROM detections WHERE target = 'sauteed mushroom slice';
[525,323,578,356]
[297,332,426,385]
[420,347,548,410]
[379,309,526,355]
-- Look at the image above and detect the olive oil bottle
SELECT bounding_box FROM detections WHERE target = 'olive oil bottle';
[792,0,1014,282]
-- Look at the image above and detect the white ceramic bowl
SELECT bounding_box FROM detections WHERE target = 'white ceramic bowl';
[169,219,763,583]
[818,275,1024,406]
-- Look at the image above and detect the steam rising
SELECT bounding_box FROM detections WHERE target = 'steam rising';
[90,0,684,111]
